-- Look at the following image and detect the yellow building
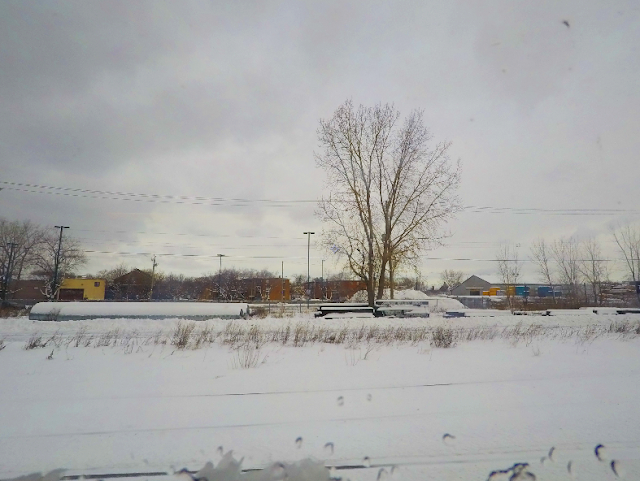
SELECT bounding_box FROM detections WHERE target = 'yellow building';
[59,278,106,301]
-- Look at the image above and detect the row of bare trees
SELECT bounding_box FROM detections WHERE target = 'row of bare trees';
[94,263,280,301]
[529,237,610,305]
[0,219,86,303]
[316,100,461,306]
[497,224,640,308]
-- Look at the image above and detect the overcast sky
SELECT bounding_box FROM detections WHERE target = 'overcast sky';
[1,0,639,284]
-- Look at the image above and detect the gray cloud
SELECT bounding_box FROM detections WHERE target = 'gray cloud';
[1,0,639,280]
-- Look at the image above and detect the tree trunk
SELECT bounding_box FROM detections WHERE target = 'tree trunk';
[376,258,387,301]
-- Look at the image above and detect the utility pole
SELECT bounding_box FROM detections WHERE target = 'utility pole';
[149,255,158,301]
[216,254,226,301]
[52,226,69,301]
[303,232,315,310]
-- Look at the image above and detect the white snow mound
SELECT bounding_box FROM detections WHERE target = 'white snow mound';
[348,289,466,311]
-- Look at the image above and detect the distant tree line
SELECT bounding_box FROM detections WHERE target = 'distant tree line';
[94,264,283,301]
[91,263,431,302]
[496,223,640,308]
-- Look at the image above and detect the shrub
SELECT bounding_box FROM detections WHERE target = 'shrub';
[172,321,196,349]
[24,333,44,350]
[95,329,121,347]
[431,326,456,348]
[232,344,263,369]
[193,325,215,349]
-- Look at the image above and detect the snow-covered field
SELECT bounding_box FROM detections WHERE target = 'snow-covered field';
[1,311,639,480]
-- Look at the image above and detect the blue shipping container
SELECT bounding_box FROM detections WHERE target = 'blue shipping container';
[538,286,551,297]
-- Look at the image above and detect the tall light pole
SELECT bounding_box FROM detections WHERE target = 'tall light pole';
[149,255,158,301]
[216,254,226,301]
[53,226,69,300]
[321,259,325,301]
[303,232,315,310]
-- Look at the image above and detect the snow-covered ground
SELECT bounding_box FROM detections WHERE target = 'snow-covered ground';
[1,312,639,480]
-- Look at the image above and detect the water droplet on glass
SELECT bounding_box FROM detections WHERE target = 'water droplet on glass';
[567,461,576,478]
[442,433,456,446]
[595,443,607,461]
[329,466,338,478]
[362,457,371,468]
[611,460,623,478]
[548,446,555,461]
[367,393,372,401]
[337,396,344,406]
[540,457,546,465]
[271,462,286,477]
[143,459,149,466]
[295,436,303,448]
[377,468,388,480]
[324,442,335,456]
[217,445,224,456]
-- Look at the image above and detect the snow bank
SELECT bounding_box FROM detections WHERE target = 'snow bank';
[391,289,429,300]
[348,290,465,311]
[349,288,429,302]
[29,302,248,321]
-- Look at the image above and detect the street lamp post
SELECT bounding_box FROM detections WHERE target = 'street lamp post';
[303,232,315,311]
[53,226,69,300]
[216,253,226,301]
[321,259,325,301]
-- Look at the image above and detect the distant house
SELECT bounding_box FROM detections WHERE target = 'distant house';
[238,278,291,301]
[306,280,367,301]
[109,269,152,300]
[59,278,106,301]
[451,275,492,296]
[9,279,48,305]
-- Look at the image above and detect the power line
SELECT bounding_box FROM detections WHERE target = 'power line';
[81,249,629,263]
[83,250,308,259]
[77,239,311,249]
[3,181,639,215]
[0,182,314,206]
[74,229,306,240]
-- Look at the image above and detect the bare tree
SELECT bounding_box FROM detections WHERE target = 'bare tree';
[316,100,461,306]
[496,244,521,310]
[96,263,130,283]
[551,237,581,300]
[95,263,128,298]
[530,238,556,303]
[440,269,464,292]
[32,228,87,300]
[0,219,45,302]
[612,223,640,305]
[578,238,609,305]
